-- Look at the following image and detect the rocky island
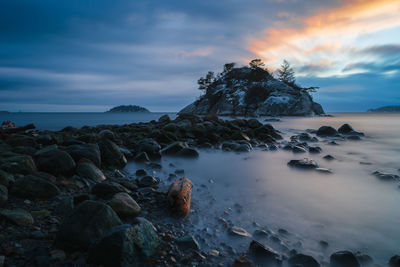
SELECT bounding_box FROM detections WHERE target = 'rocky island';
[106,105,150,113]
[180,60,324,116]
[368,105,400,112]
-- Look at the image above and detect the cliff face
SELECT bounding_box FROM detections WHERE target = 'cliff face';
[179,67,324,116]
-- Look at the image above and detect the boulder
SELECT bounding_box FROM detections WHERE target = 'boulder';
[0,170,13,187]
[99,129,116,140]
[176,147,199,158]
[99,139,127,168]
[134,152,150,162]
[288,158,319,169]
[137,175,159,188]
[247,119,262,129]
[65,144,101,167]
[158,114,171,123]
[390,255,400,267]
[135,139,161,160]
[167,177,193,217]
[288,254,320,267]
[55,200,122,251]
[0,155,37,175]
[0,208,34,226]
[253,124,282,140]
[11,174,60,200]
[330,251,360,267]
[0,185,7,206]
[92,182,129,199]
[161,141,188,155]
[76,159,106,183]
[7,135,37,147]
[88,219,160,266]
[249,240,282,265]
[109,192,141,218]
[35,148,76,176]
[338,124,354,134]
[316,126,338,137]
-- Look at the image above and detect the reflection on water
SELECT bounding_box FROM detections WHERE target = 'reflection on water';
[127,113,400,264]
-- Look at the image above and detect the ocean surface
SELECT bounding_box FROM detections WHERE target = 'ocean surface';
[2,112,400,264]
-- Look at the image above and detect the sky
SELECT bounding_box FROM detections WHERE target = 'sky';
[0,0,399,112]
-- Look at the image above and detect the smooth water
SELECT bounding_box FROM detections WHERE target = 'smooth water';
[125,113,400,264]
[0,112,176,131]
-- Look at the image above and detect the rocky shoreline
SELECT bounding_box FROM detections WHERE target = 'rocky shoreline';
[0,115,399,267]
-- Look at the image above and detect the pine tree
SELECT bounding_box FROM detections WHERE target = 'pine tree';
[277,60,295,85]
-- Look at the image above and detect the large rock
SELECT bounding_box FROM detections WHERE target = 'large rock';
[88,219,160,267]
[288,158,319,169]
[109,192,141,218]
[35,148,76,176]
[135,139,161,160]
[330,251,360,267]
[99,139,127,168]
[249,240,282,265]
[0,208,34,226]
[55,200,122,251]
[11,174,60,200]
[167,177,193,217]
[390,255,400,267]
[288,254,320,267]
[92,182,130,199]
[0,155,37,175]
[65,144,101,167]
[0,170,13,187]
[7,135,37,147]
[179,66,324,116]
[176,147,199,158]
[161,141,188,155]
[0,185,7,206]
[316,126,338,137]
[76,159,106,183]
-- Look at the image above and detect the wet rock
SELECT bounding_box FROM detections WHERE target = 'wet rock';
[138,175,160,188]
[65,144,101,167]
[247,119,262,129]
[372,171,399,181]
[389,255,400,267]
[249,240,282,265]
[253,124,283,140]
[176,147,199,158]
[13,146,37,156]
[167,177,193,217]
[134,152,150,162]
[0,170,13,187]
[309,146,322,154]
[230,226,251,237]
[0,154,37,175]
[292,146,307,153]
[338,123,354,134]
[0,208,34,226]
[88,219,160,267]
[7,134,37,147]
[288,253,320,267]
[92,182,129,199]
[135,169,147,176]
[288,158,319,169]
[158,114,171,123]
[147,162,162,169]
[316,126,338,137]
[11,174,60,200]
[319,240,329,248]
[99,139,127,168]
[0,185,7,206]
[176,235,200,250]
[233,255,252,267]
[354,252,373,266]
[235,143,252,152]
[135,138,161,160]
[55,200,122,251]
[316,168,332,174]
[35,148,76,176]
[76,159,106,182]
[330,251,360,267]
[323,155,335,160]
[222,142,239,151]
[161,141,188,155]
[254,229,270,237]
[109,192,141,218]
[99,129,116,140]
[347,135,361,140]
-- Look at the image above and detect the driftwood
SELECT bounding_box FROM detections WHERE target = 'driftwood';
[167,177,193,217]
[0,123,35,139]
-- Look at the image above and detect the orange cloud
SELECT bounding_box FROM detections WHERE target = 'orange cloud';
[249,0,400,74]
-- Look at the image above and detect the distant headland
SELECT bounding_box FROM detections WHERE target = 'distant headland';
[367,105,400,112]
[106,105,150,113]
[0,111,10,114]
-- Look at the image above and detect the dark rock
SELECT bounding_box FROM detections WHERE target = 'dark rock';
[347,135,361,140]
[135,138,161,160]
[323,155,335,160]
[330,251,360,267]
[176,235,200,250]
[7,135,37,147]
[338,123,354,134]
[249,240,282,265]
[389,255,400,267]
[138,175,159,188]
[65,144,101,167]
[288,158,319,169]
[176,147,200,158]
[109,192,141,218]
[92,182,129,199]
[235,143,252,152]
[135,169,147,176]
[76,159,106,182]
[0,185,7,206]
[372,171,399,181]
[99,129,116,140]
[316,126,338,137]
[253,124,282,140]
[158,114,171,123]
[167,177,193,217]
[0,154,37,174]
[309,146,322,154]
[99,139,127,168]
[292,146,307,153]
[35,148,76,176]
[147,162,162,169]
[161,141,188,155]
[0,208,34,226]
[233,256,252,267]
[247,119,262,129]
[134,152,150,162]
[354,252,373,266]
[288,253,320,267]
[55,200,122,251]
[11,174,60,200]
[13,146,37,156]
[0,170,13,187]
[88,220,160,267]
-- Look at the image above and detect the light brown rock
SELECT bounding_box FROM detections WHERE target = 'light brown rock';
[167,177,193,217]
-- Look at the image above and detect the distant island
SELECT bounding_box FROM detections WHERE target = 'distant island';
[0,111,10,114]
[368,105,400,112]
[106,105,150,113]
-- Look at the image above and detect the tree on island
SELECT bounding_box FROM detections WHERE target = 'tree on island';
[249,59,265,69]
[277,59,319,93]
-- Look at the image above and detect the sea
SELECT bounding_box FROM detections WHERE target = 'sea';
[1,112,399,264]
